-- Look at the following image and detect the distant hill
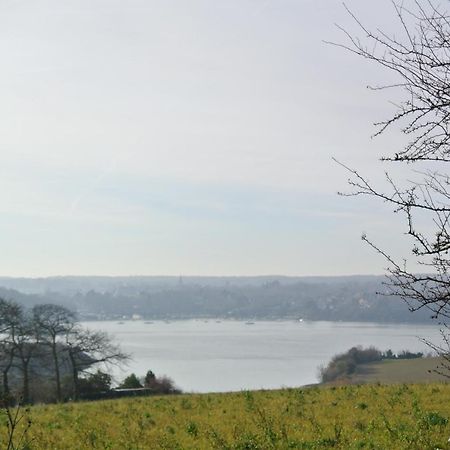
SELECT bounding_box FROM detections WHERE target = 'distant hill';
[0,275,436,323]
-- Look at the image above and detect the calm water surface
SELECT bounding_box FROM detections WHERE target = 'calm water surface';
[84,320,441,393]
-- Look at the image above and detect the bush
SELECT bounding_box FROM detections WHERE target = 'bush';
[146,375,181,395]
[320,346,382,383]
[115,370,181,395]
[397,350,423,360]
[78,370,112,396]
[118,373,142,389]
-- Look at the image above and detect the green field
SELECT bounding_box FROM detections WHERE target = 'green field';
[3,383,450,449]
[337,357,450,385]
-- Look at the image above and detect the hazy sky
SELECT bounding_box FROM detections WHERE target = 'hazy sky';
[0,0,421,276]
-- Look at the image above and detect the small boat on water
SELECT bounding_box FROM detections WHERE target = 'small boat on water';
[144,321,154,324]
[245,321,255,325]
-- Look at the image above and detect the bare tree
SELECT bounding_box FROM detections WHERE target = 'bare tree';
[0,299,22,396]
[32,304,76,402]
[0,300,44,402]
[328,0,450,319]
[330,1,450,372]
[0,299,128,403]
[12,315,41,404]
[64,325,128,400]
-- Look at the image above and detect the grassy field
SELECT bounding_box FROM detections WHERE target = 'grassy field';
[341,357,449,385]
[2,383,450,449]
[324,357,450,386]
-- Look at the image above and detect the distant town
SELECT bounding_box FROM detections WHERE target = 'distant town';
[0,275,433,323]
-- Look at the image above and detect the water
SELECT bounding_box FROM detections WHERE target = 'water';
[83,320,442,393]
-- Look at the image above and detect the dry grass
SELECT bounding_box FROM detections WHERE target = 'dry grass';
[1,383,450,449]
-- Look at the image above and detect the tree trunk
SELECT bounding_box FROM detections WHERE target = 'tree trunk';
[22,360,30,404]
[51,339,61,402]
[2,370,9,396]
[2,353,13,397]
[68,352,79,400]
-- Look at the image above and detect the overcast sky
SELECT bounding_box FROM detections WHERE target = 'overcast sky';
[0,0,421,277]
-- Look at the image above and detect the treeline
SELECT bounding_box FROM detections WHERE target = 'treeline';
[0,298,129,404]
[319,346,424,383]
[0,277,434,323]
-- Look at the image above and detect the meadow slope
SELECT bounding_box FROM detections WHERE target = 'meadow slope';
[3,384,450,449]
[342,357,449,385]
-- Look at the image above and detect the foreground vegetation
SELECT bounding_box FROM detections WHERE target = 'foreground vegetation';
[3,383,450,449]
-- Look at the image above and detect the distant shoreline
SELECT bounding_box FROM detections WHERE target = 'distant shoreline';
[0,274,438,324]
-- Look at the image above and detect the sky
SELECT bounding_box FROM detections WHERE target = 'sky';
[0,0,424,277]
